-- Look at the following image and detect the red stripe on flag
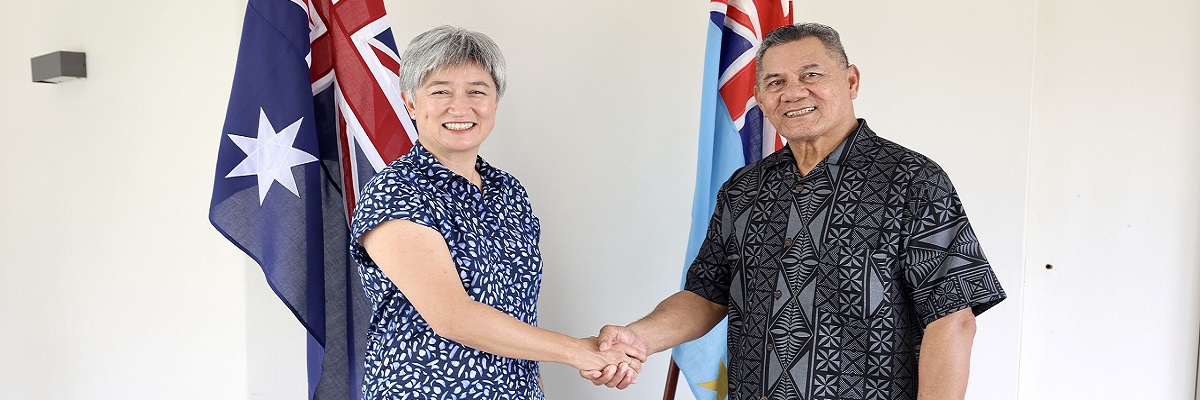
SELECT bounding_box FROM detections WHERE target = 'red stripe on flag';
[748,0,787,35]
[310,34,333,83]
[725,5,755,34]
[719,63,756,121]
[753,0,788,33]
[372,45,400,75]
[326,0,387,30]
[313,0,413,165]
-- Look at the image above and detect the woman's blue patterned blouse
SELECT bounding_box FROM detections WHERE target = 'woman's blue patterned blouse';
[350,142,544,399]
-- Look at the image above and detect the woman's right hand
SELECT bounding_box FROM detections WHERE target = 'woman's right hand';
[572,337,642,387]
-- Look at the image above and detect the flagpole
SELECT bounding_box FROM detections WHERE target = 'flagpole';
[663,358,681,400]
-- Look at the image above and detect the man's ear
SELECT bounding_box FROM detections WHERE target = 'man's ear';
[846,64,860,100]
[753,83,763,110]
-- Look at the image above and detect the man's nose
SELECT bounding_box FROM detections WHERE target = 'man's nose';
[781,81,808,101]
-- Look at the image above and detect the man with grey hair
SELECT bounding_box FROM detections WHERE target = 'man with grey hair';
[588,23,1005,400]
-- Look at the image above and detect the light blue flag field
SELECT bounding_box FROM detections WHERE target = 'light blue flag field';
[671,1,791,399]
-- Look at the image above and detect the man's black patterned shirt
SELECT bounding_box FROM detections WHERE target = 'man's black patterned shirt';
[685,119,1006,400]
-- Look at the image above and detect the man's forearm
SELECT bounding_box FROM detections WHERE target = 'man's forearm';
[628,290,728,354]
[916,308,977,400]
[587,290,727,389]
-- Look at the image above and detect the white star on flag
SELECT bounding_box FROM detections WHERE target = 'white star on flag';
[225,108,318,204]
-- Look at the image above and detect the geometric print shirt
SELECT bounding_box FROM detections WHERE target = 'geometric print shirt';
[685,120,1006,400]
[350,142,544,400]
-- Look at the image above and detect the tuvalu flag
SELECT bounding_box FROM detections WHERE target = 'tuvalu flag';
[672,1,790,399]
[208,0,414,398]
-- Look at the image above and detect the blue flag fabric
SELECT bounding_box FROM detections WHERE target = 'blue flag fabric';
[672,1,790,399]
[209,1,412,399]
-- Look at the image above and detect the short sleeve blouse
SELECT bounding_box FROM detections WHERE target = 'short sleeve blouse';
[350,142,544,400]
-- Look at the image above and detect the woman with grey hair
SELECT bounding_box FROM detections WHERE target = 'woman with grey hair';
[349,26,640,399]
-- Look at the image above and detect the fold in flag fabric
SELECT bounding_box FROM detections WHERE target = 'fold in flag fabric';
[208,0,414,398]
[673,1,790,399]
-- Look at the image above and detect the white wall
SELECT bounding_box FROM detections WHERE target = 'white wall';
[1,1,1196,400]
[0,1,249,399]
[387,3,707,399]
[1020,0,1200,398]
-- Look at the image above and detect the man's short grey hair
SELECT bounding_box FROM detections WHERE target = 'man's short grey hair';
[399,25,506,98]
[755,22,850,80]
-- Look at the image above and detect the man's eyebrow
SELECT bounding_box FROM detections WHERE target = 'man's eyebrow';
[760,63,828,82]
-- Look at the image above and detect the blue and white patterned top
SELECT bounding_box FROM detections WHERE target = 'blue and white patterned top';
[350,142,544,400]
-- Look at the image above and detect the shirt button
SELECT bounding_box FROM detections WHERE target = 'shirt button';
[773,290,782,299]
[766,343,774,353]
[783,238,794,247]
[794,183,803,193]
[761,396,768,400]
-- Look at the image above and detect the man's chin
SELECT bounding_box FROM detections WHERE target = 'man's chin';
[778,130,823,143]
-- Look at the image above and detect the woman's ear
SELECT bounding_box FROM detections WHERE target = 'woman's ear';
[401,92,417,115]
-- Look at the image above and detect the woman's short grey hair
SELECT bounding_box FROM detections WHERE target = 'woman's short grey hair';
[398,25,507,98]
[755,23,849,80]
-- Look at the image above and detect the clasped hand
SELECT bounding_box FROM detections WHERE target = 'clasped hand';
[577,325,648,390]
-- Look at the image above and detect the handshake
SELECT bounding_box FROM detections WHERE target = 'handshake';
[573,324,649,390]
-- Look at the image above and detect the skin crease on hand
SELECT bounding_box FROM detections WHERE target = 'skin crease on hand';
[576,333,644,388]
[578,325,650,389]
[583,291,727,388]
[584,339,643,388]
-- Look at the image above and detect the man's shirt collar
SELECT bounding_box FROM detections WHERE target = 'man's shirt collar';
[763,118,875,172]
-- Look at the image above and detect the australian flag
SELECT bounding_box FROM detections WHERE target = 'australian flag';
[208,0,414,399]
[671,1,790,399]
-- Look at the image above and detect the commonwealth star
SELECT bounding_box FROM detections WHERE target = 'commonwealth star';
[225,108,318,204]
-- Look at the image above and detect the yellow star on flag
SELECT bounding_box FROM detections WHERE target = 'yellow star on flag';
[697,359,728,400]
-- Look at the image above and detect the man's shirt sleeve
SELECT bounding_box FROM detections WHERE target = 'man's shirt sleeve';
[685,185,733,306]
[903,166,1007,328]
